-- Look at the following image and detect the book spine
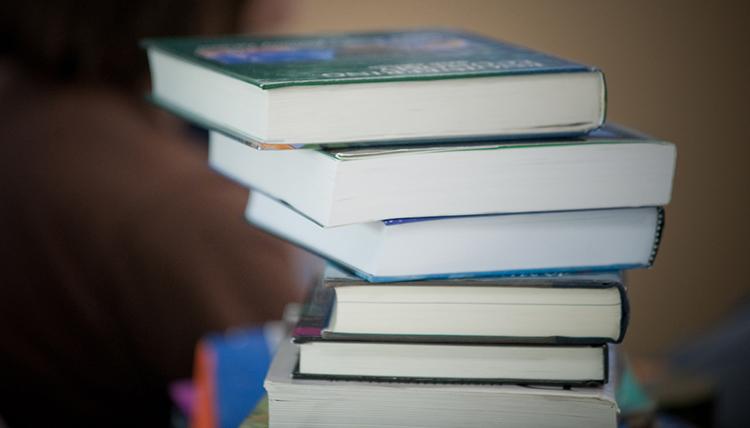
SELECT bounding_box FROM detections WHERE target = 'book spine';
[291,279,334,342]
[647,207,666,267]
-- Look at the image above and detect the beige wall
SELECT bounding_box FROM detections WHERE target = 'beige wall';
[275,0,750,358]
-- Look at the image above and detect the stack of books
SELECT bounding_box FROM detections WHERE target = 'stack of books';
[143,29,676,428]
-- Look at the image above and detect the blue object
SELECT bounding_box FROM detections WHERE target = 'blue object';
[204,326,273,428]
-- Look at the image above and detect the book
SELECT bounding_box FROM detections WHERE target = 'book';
[212,123,676,227]
[143,29,606,148]
[263,327,619,428]
[295,339,608,386]
[293,265,630,344]
[245,191,663,282]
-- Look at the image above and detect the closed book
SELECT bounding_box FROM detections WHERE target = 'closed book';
[245,191,663,282]
[213,123,676,227]
[294,337,609,387]
[293,266,630,344]
[264,329,619,428]
[143,29,605,148]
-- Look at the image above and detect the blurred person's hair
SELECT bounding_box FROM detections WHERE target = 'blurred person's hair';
[0,0,248,92]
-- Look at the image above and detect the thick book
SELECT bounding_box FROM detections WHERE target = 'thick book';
[245,191,664,282]
[264,329,619,428]
[293,265,630,344]
[143,29,606,148]
[213,123,676,227]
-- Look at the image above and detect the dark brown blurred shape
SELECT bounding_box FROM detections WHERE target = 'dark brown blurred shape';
[0,0,246,92]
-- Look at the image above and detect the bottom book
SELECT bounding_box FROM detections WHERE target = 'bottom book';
[263,330,619,428]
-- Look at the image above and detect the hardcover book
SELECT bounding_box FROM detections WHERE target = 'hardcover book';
[143,29,606,148]
[263,328,619,428]
[213,123,676,227]
[294,339,609,386]
[293,265,630,344]
[245,191,664,282]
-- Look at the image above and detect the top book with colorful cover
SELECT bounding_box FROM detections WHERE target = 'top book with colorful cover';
[142,29,606,149]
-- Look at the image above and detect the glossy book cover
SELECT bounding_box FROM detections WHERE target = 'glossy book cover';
[142,29,600,89]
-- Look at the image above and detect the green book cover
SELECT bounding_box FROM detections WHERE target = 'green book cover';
[141,29,599,89]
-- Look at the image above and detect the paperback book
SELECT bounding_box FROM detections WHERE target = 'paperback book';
[143,29,606,148]
[214,123,676,227]
[245,191,664,282]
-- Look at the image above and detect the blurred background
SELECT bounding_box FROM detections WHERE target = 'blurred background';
[270,0,750,362]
